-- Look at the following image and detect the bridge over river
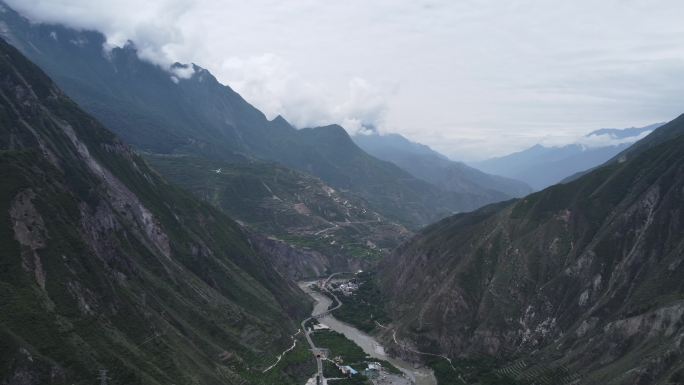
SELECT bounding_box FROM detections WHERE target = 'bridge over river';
[298,274,436,385]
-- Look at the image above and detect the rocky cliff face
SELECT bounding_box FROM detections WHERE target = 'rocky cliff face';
[381,116,684,384]
[0,38,311,385]
[247,232,368,280]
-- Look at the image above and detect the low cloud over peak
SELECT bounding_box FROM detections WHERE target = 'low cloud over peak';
[219,54,390,132]
[6,0,392,134]
[6,0,191,66]
[7,0,684,160]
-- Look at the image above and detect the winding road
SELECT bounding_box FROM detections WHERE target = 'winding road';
[375,321,464,384]
[262,329,302,373]
[299,273,437,385]
[300,273,346,384]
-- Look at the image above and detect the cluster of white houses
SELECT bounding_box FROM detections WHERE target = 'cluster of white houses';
[335,281,359,296]
[338,362,383,379]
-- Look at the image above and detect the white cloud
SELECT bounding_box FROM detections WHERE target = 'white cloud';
[578,130,653,148]
[170,63,195,79]
[6,0,684,160]
[6,0,192,66]
[219,54,390,131]
[335,78,389,133]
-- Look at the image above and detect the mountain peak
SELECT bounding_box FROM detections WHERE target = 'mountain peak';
[473,122,667,190]
[271,114,291,126]
[307,124,350,138]
[353,132,532,198]
[0,36,308,384]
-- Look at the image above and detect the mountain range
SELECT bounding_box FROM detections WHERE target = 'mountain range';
[3,2,684,385]
[0,37,312,385]
[0,5,545,278]
[0,6,525,235]
[473,123,663,190]
[380,115,684,384]
[354,132,532,198]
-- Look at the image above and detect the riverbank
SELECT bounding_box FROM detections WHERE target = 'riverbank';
[299,281,437,385]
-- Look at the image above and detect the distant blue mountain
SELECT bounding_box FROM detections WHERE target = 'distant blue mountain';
[471,123,664,190]
[353,133,532,198]
[0,3,522,228]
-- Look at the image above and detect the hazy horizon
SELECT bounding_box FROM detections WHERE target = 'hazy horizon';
[7,0,684,160]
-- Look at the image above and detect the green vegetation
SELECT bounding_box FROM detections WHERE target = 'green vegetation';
[332,272,391,333]
[327,295,341,311]
[380,112,684,384]
[328,376,371,385]
[323,360,343,378]
[424,356,528,385]
[311,329,400,376]
[322,355,372,384]
[304,318,319,330]
[5,3,511,248]
[344,243,385,261]
[145,154,401,263]
[279,234,381,262]
[0,37,310,385]
[312,330,368,369]
[248,336,316,385]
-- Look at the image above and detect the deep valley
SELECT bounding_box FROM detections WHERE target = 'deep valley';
[1,2,684,385]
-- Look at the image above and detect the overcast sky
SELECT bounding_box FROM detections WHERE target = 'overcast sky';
[7,0,684,160]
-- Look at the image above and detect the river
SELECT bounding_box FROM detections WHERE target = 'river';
[299,282,437,385]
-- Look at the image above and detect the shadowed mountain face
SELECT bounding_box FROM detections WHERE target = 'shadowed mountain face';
[0,6,514,234]
[380,115,684,384]
[353,132,532,198]
[472,123,663,190]
[0,38,313,385]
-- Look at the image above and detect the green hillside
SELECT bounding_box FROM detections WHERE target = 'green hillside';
[381,115,684,384]
[0,38,312,385]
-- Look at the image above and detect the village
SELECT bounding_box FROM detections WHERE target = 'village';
[306,320,413,385]
[302,275,416,385]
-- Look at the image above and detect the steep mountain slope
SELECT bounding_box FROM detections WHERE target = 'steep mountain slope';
[145,154,410,271]
[607,117,684,164]
[473,123,662,190]
[354,133,531,198]
[0,38,313,385]
[380,116,684,384]
[0,6,505,230]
